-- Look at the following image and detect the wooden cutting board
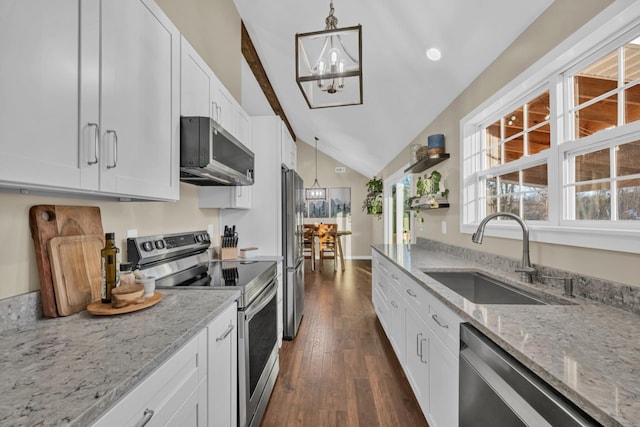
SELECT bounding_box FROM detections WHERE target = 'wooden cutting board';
[48,235,105,316]
[29,205,104,317]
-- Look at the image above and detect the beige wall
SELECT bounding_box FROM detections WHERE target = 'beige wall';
[0,0,242,300]
[157,0,241,100]
[378,0,640,286]
[296,140,375,258]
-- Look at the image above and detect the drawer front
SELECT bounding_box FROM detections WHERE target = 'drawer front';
[403,278,430,322]
[427,296,461,356]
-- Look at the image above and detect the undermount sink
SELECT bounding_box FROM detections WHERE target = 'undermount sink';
[423,271,547,305]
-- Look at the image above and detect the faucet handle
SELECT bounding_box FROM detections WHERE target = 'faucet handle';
[515,266,536,274]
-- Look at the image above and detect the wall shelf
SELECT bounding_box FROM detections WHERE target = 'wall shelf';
[404,153,450,174]
[407,203,449,210]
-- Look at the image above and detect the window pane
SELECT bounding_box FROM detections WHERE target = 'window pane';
[624,83,640,124]
[618,178,640,220]
[504,135,524,163]
[574,94,618,138]
[574,50,618,104]
[486,197,498,215]
[485,145,501,168]
[523,191,548,220]
[522,164,548,188]
[499,195,519,215]
[504,107,524,138]
[485,121,501,147]
[623,42,640,82]
[575,183,611,220]
[575,148,610,182]
[499,171,520,194]
[527,91,550,128]
[616,140,640,177]
[486,177,498,197]
[529,123,550,154]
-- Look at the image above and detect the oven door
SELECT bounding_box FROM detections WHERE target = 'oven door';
[238,278,279,427]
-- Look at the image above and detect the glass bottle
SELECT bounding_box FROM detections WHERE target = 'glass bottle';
[119,262,135,287]
[100,233,120,303]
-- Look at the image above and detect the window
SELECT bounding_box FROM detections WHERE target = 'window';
[461,3,640,253]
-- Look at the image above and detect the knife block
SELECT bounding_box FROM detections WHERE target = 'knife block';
[219,236,238,260]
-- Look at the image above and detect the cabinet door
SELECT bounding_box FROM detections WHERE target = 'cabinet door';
[100,0,180,200]
[208,302,238,427]
[428,329,458,427]
[165,379,208,427]
[211,76,236,133]
[181,36,214,118]
[0,0,93,190]
[387,284,405,364]
[404,304,430,416]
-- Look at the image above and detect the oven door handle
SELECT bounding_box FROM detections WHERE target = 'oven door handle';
[245,281,277,321]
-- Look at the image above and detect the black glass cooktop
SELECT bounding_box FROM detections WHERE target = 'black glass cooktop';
[208,260,276,288]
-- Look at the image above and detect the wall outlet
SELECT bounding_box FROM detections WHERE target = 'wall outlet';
[126,229,138,238]
[441,221,447,235]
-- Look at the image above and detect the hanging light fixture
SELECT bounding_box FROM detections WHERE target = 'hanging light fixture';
[295,1,362,109]
[306,137,327,200]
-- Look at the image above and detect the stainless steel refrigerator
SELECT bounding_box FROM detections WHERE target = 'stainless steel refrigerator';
[282,168,304,339]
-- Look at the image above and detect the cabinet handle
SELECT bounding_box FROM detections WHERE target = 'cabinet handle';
[106,130,118,169]
[134,409,154,427]
[390,300,399,309]
[87,122,99,165]
[419,338,428,364]
[431,314,449,329]
[216,323,235,342]
[406,289,417,298]
[378,281,385,289]
[217,105,222,122]
[391,274,399,281]
[211,102,217,121]
[416,332,423,357]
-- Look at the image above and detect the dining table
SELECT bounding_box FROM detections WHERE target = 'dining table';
[303,224,352,271]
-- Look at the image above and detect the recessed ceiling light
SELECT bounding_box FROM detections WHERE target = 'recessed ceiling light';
[426,47,442,61]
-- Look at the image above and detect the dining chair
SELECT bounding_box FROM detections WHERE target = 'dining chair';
[303,224,315,271]
[317,223,338,271]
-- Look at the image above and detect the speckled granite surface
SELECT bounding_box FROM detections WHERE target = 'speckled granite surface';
[373,243,640,427]
[0,289,239,427]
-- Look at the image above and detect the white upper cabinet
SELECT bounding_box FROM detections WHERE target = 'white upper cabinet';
[181,37,253,209]
[281,124,297,171]
[99,0,180,200]
[0,0,180,201]
[0,0,86,190]
[180,36,215,118]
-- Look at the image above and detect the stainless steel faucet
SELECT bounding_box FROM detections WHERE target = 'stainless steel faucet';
[472,212,536,283]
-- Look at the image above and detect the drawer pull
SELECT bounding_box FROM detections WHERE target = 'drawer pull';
[419,338,428,364]
[406,289,417,298]
[432,314,449,329]
[134,409,154,427]
[416,332,423,357]
[390,300,399,309]
[391,274,399,280]
[216,323,235,342]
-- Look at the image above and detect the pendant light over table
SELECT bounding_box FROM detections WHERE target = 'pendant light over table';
[306,137,327,200]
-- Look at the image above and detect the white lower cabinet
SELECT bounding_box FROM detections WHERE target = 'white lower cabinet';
[93,301,238,427]
[208,302,238,427]
[371,251,461,427]
[93,328,208,426]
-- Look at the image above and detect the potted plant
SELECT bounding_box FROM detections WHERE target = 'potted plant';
[409,170,449,222]
[362,176,383,219]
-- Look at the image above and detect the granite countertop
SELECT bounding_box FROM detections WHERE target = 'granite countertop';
[0,289,240,427]
[372,244,640,427]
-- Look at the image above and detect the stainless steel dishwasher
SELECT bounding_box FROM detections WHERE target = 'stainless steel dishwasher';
[459,323,601,426]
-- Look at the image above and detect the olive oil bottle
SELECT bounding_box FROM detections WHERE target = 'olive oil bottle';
[101,233,120,303]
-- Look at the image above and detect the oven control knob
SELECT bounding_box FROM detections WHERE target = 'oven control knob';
[202,233,210,242]
[142,241,154,252]
[154,240,165,250]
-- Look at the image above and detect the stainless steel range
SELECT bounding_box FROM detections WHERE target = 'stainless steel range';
[128,230,279,427]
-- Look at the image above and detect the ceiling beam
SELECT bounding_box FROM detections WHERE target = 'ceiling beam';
[241,22,297,141]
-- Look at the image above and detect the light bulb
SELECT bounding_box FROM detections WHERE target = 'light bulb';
[337,59,345,89]
[317,59,326,89]
[329,48,339,65]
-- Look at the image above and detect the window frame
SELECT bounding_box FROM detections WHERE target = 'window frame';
[460,0,640,254]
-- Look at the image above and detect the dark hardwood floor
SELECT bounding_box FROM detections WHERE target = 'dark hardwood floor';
[261,259,429,427]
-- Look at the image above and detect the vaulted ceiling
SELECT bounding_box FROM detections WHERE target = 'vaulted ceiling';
[234,0,555,177]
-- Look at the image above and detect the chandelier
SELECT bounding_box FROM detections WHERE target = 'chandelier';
[295,1,362,109]
[305,137,327,200]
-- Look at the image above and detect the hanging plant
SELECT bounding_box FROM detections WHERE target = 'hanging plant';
[362,176,383,219]
[408,170,449,222]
